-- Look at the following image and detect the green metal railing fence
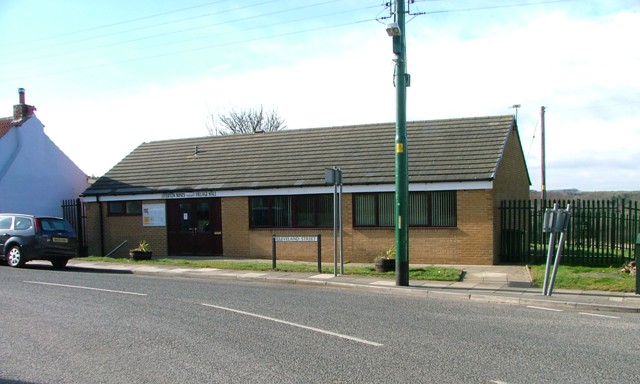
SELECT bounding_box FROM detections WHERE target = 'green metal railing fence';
[500,199,639,266]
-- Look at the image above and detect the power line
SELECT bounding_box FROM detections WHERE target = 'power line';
[526,117,540,158]
[551,101,640,112]
[2,16,378,84]
[0,0,593,83]
[413,0,576,14]
[10,0,283,54]
[0,0,233,49]
[1,0,363,70]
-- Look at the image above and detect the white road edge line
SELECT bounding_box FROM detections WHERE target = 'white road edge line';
[526,305,563,312]
[23,281,147,296]
[579,312,620,319]
[202,303,383,347]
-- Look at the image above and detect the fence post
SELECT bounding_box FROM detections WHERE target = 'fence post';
[317,234,322,273]
[272,235,277,270]
[636,233,640,295]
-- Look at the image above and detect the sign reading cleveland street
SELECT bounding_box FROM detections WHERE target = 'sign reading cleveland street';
[274,236,319,242]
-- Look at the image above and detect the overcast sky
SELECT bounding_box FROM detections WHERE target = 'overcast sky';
[1,0,638,191]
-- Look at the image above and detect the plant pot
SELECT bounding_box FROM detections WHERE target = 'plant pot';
[129,251,152,261]
[374,258,395,273]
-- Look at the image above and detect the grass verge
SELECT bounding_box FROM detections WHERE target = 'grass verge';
[529,264,636,292]
[81,256,462,282]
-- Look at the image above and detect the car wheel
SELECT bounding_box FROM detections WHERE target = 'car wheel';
[51,259,68,269]
[6,246,25,268]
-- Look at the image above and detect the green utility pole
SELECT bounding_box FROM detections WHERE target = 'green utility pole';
[390,0,409,286]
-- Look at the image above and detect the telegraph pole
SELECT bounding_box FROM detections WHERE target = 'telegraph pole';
[388,0,409,286]
[540,106,547,201]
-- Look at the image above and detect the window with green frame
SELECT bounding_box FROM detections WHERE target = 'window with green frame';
[249,194,333,228]
[107,201,143,216]
[353,191,456,227]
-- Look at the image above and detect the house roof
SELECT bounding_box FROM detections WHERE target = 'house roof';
[83,115,518,196]
[0,117,14,139]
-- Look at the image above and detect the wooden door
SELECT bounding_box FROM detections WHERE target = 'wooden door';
[167,198,222,256]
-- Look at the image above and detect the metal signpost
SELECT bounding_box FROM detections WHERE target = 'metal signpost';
[542,203,572,296]
[325,167,343,276]
[272,235,322,273]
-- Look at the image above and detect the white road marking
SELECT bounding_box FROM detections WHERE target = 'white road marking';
[370,280,396,286]
[202,303,383,347]
[309,274,334,279]
[490,381,511,384]
[579,312,620,319]
[526,305,563,312]
[24,281,147,296]
[236,272,267,278]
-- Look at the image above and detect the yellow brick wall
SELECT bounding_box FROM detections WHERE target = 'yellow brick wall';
[243,194,354,263]
[349,189,495,265]
[221,197,250,257]
[491,126,531,262]
[85,200,167,258]
[493,127,531,202]
[241,191,495,265]
[84,191,496,264]
[85,203,101,256]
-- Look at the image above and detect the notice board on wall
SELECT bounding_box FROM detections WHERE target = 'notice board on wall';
[143,204,166,227]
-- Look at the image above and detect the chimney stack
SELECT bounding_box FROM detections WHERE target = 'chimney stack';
[13,87,35,124]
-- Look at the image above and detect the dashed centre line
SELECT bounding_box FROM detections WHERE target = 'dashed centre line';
[23,281,147,296]
[526,305,563,312]
[202,303,383,347]
[579,312,620,319]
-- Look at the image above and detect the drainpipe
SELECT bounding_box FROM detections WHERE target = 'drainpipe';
[97,196,105,256]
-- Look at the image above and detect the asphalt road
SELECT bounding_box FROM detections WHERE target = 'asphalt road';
[1,264,638,384]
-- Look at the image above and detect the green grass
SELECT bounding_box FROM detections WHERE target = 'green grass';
[81,256,462,281]
[529,264,636,292]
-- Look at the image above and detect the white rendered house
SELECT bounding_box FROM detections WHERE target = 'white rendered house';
[0,89,89,217]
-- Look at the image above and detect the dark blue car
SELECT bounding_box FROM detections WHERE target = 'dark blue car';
[0,213,78,268]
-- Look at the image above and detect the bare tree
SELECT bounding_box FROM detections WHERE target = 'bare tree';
[206,105,287,136]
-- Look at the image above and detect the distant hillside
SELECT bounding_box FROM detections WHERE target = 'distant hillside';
[529,189,640,201]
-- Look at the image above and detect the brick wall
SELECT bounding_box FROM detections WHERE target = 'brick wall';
[243,194,354,263]
[84,191,497,264]
[84,200,167,258]
[221,197,250,257]
[241,191,495,265]
[85,203,101,256]
[350,189,495,265]
[491,126,531,262]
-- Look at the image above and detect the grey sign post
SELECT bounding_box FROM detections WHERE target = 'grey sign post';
[325,167,343,276]
[542,203,572,296]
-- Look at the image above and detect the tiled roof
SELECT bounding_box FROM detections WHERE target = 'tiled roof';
[84,115,517,196]
[0,117,14,139]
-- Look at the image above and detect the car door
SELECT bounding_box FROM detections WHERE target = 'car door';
[0,215,14,251]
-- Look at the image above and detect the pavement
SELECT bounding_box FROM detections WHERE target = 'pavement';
[55,258,640,314]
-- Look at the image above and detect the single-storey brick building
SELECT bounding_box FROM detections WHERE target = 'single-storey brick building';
[81,115,530,265]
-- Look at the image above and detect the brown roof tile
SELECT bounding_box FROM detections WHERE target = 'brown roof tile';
[0,117,14,139]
